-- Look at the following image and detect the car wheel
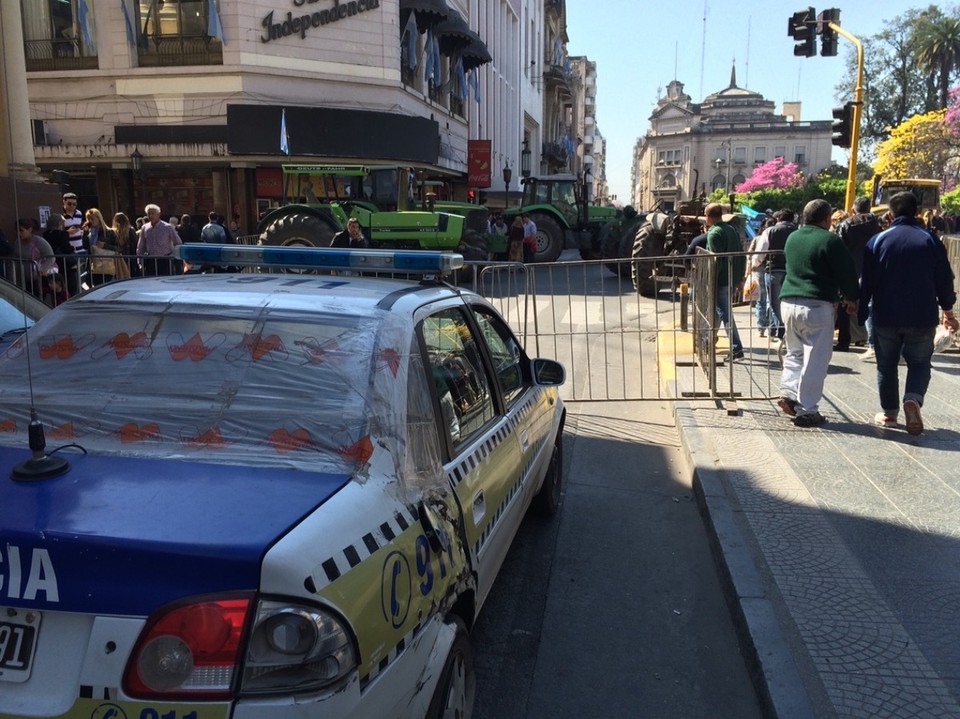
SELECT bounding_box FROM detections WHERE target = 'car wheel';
[531,213,564,262]
[631,226,665,297]
[426,616,475,719]
[259,212,337,249]
[531,434,563,517]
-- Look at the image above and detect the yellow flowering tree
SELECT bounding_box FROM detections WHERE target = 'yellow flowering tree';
[873,110,957,181]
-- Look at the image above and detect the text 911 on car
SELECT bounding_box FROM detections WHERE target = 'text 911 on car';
[0,246,565,719]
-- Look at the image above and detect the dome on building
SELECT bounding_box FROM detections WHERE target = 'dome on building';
[700,63,776,123]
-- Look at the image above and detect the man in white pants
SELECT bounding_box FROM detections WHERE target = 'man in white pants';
[777,199,859,427]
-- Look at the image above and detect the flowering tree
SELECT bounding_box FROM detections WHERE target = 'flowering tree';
[946,85,960,136]
[874,109,957,184]
[735,158,803,193]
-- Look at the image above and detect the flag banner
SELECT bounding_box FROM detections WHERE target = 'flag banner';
[402,11,418,70]
[121,0,137,48]
[468,140,492,188]
[456,58,467,101]
[207,0,225,43]
[280,109,290,155]
[468,69,481,104]
[78,0,96,52]
[424,28,436,83]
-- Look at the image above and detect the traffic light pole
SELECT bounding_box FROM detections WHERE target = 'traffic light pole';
[830,21,863,212]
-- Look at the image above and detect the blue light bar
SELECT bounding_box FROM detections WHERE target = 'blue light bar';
[175,244,464,274]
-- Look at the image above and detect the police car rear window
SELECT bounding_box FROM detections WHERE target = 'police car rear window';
[0,300,409,473]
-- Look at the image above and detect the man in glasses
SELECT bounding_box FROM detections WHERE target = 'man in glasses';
[61,192,84,295]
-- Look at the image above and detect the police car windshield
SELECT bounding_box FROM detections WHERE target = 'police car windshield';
[0,300,405,473]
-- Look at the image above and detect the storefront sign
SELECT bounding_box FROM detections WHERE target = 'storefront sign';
[262,0,381,43]
[467,140,492,188]
[256,168,284,198]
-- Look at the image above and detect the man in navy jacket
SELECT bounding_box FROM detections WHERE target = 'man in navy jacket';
[859,192,958,434]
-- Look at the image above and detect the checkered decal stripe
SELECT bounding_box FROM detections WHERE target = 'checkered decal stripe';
[359,620,424,692]
[309,503,420,592]
[79,685,114,700]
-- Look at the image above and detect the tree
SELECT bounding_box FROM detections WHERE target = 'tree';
[734,157,803,193]
[915,15,960,108]
[873,109,956,180]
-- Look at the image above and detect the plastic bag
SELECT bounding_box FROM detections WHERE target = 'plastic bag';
[934,324,955,353]
[742,276,760,302]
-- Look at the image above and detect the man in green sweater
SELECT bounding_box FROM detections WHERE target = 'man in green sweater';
[778,199,859,427]
[705,203,746,359]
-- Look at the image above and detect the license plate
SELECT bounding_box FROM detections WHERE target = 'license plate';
[0,609,41,683]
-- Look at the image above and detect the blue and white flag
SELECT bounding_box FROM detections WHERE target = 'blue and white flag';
[78,0,95,52]
[468,68,481,104]
[455,58,467,100]
[402,11,418,70]
[207,0,224,43]
[280,109,290,156]
[424,29,436,83]
[120,0,137,48]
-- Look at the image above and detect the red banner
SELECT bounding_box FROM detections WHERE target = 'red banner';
[467,140,491,188]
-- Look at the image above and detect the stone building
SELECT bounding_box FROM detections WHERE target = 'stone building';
[631,69,833,211]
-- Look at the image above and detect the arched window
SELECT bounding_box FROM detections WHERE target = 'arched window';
[711,175,726,191]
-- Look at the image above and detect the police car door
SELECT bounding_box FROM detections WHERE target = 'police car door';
[418,302,523,606]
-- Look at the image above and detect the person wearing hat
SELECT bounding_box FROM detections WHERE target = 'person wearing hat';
[704,203,745,360]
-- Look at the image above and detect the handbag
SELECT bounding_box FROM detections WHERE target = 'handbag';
[742,275,760,302]
[90,245,118,275]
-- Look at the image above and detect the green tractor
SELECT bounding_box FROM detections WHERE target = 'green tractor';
[504,173,619,262]
[257,165,491,259]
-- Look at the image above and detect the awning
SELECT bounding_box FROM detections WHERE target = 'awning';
[400,0,450,33]
[461,36,492,70]
[434,11,474,54]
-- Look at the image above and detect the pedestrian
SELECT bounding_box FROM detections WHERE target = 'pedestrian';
[745,217,773,336]
[200,212,228,243]
[136,204,182,276]
[763,208,798,340]
[83,208,123,287]
[331,217,368,248]
[178,214,200,245]
[777,199,859,427]
[507,216,525,262]
[60,192,85,295]
[14,218,57,297]
[835,196,879,353]
[521,213,537,263]
[858,191,958,435]
[112,212,141,278]
[704,203,745,360]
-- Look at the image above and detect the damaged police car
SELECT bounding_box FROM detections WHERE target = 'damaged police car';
[0,246,565,719]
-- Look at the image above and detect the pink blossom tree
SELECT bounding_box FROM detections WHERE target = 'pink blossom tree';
[735,157,804,193]
[945,85,960,136]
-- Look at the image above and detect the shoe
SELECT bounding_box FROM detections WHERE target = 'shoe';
[793,412,826,428]
[861,347,875,361]
[903,400,923,435]
[874,412,898,428]
[730,349,745,360]
[854,341,867,347]
[833,344,850,352]
[759,328,766,337]
[777,397,798,417]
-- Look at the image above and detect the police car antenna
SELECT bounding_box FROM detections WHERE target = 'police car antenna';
[5,130,70,480]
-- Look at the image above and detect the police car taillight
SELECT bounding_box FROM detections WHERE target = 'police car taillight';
[123,593,254,700]
[240,599,357,693]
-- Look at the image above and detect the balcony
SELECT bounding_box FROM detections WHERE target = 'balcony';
[138,35,223,68]
[24,39,98,72]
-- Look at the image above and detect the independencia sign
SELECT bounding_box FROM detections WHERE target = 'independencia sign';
[262,0,381,43]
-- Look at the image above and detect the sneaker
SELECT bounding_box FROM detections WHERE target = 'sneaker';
[874,412,898,428]
[903,399,923,435]
[730,349,745,360]
[861,347,875,361]
[759,328,767,337]
[777,397,798,417]
[793,412,826,428]
[833,344,850,352]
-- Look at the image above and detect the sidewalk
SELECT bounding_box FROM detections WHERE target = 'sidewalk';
[665,305,960,718]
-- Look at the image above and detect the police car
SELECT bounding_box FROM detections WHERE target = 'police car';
[0,246,565,719]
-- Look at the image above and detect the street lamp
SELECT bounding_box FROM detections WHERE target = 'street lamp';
[130,147,143,174]
[521,140,531,178]
[502,162,512,210]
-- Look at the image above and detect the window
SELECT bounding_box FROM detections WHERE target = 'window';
[21,0,98,71]
[711,175,726,191]
[733,147,747,163]
[774,146,786,159]
[137,0,223,67]
[754,147,766,164]
[794,146,806,165]
[472,307,528,406]
[422,308,495,448]
[658,149,681,165]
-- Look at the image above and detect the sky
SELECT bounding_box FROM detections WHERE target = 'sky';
[565,0,924,202]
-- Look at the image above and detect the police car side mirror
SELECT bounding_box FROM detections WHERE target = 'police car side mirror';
[532,358,565,386]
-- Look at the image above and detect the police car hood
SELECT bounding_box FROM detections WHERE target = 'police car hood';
[0,449,349,616]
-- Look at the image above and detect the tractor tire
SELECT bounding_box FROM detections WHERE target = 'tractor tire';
[259,212,338,249]
[602,218,644,277]
[578,225,603,261]
[531,213,564,263]
[631,226,666,297]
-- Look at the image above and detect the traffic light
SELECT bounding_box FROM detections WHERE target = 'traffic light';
[818,8,840,56]
[831,102,854,147]
[788,8,816,58]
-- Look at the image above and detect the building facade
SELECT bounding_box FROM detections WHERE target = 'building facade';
[631,71,833,211]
